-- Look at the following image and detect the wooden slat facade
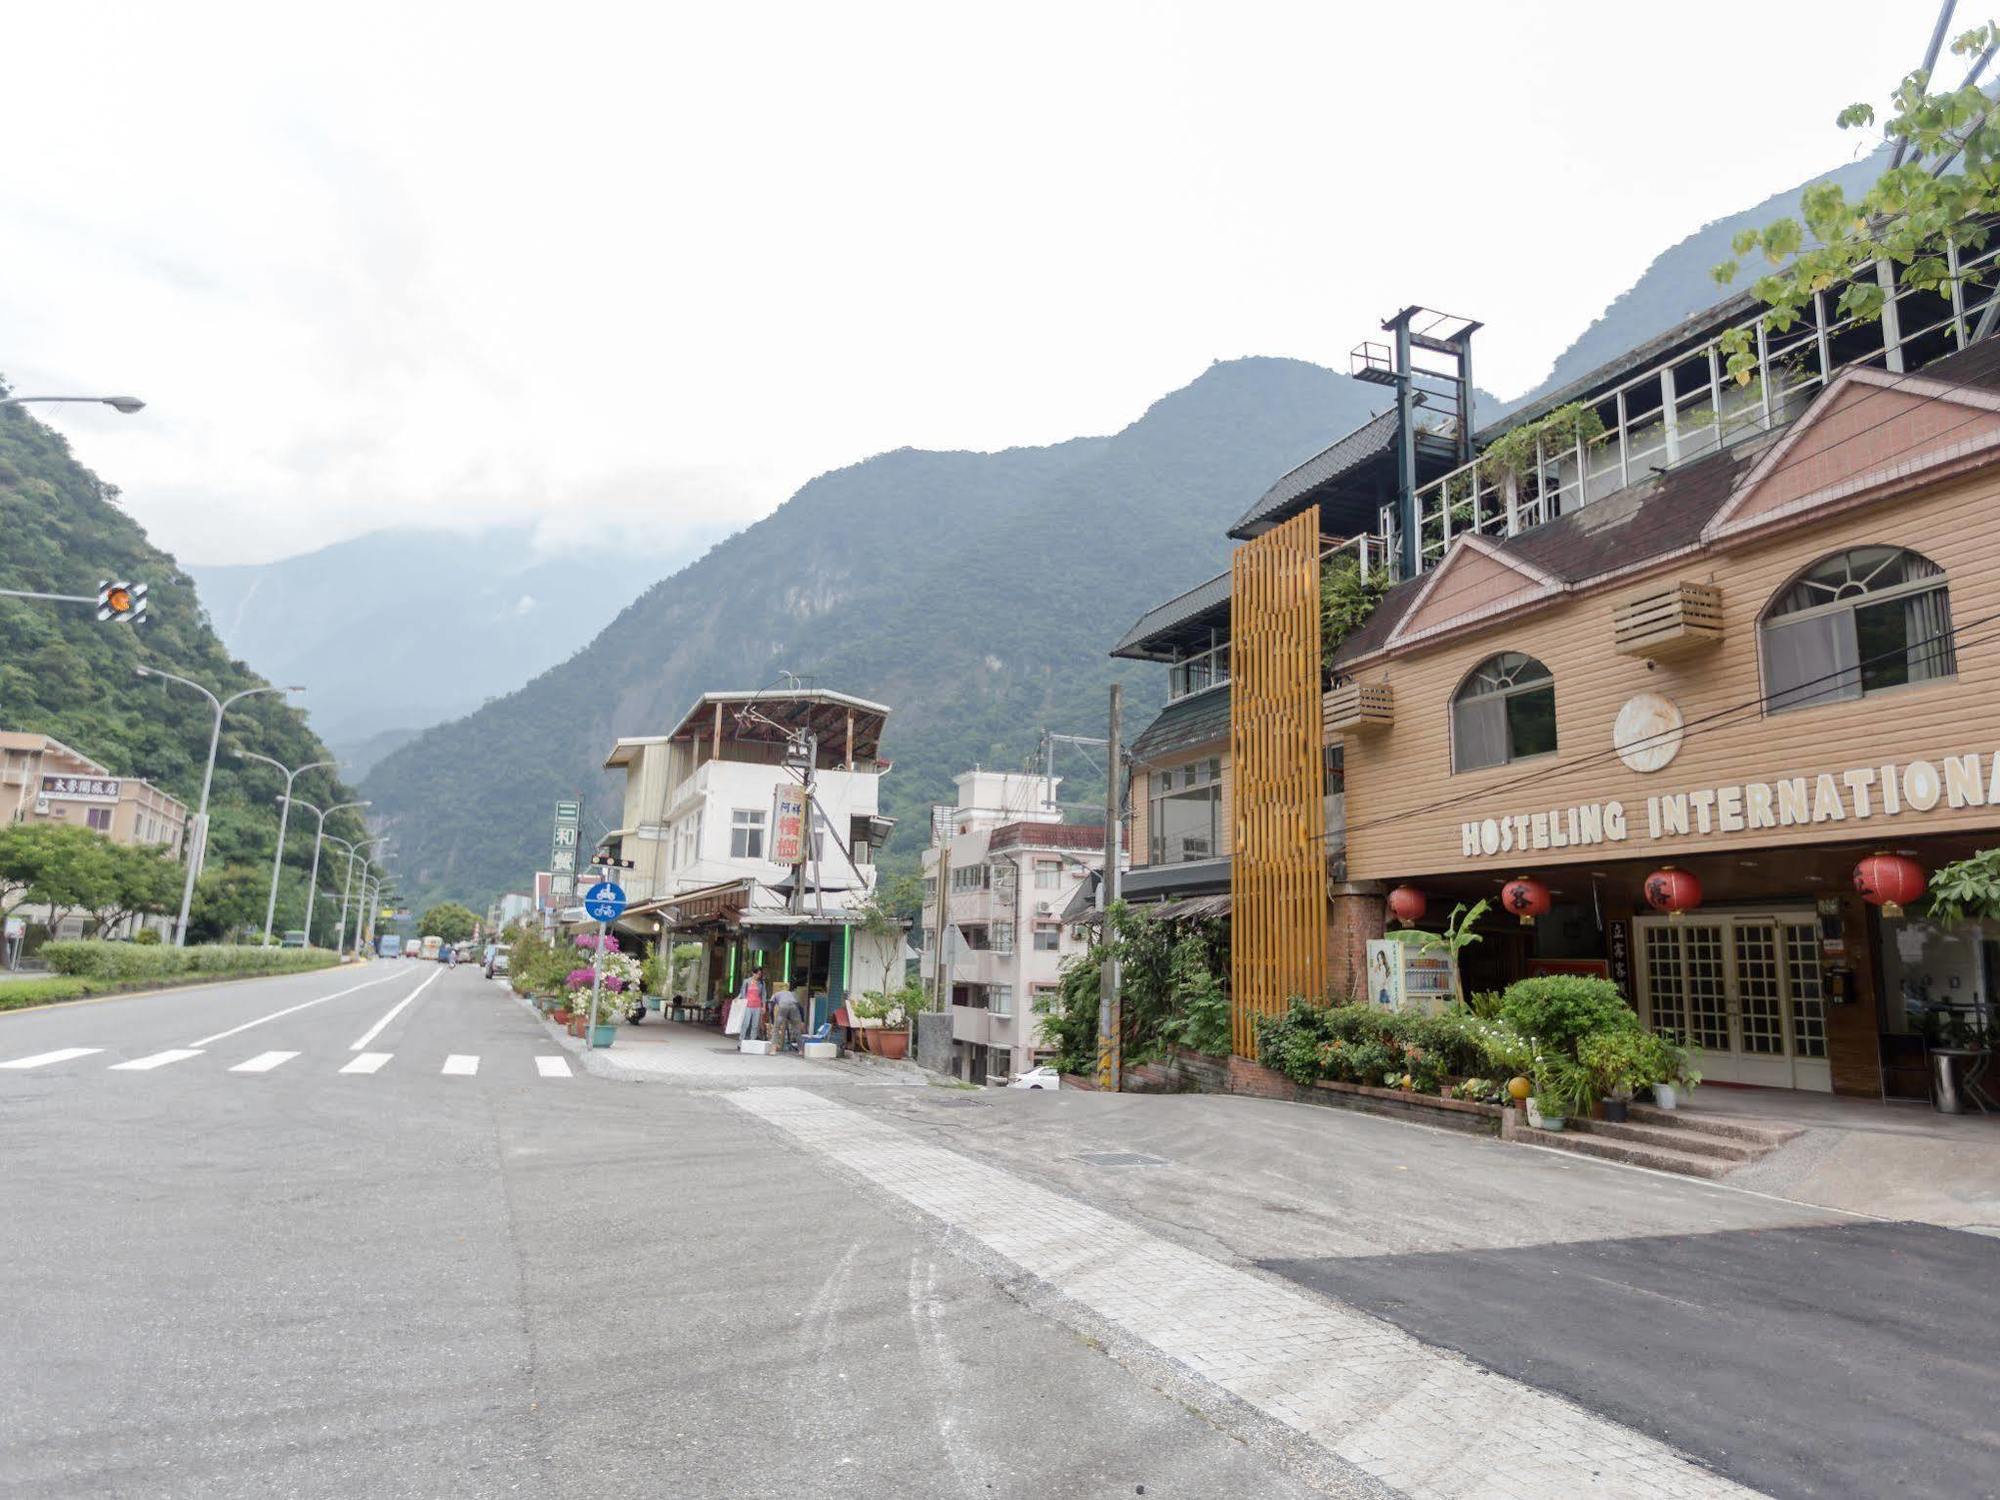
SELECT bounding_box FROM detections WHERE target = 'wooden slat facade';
[1323,681,1395,733]
[1229,511,1327,1054]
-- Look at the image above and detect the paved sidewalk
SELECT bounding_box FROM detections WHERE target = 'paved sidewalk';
[521,1004,926,1088]
[730,1086,1753,1500]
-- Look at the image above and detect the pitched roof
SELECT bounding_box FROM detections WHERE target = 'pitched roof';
[1130,685,1230,761]
[1227,410,1399,540]
[1110,569,1231,659]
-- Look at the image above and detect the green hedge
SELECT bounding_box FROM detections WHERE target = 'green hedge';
[1256,1001,1533,1093]
[0,977,100,1011]
[39,941,340,982]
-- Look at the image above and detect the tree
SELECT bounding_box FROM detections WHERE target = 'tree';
[188,864,269,945]
[1713,26,2000,379]
[82,843,180,936]
[24,827,124,935]
[851,885,913,1000]
[419,902,478,944]
[0,823,86,916]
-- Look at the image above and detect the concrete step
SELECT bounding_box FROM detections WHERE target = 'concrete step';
[1626,1102,1804,1147]
[1519,1124,1740,1179]
[1569,1116,1762,1161]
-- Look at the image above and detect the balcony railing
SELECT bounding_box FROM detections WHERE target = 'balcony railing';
[1386,241,2000,577]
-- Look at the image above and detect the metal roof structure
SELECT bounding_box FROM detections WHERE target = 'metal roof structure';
[1110,569,1231,660]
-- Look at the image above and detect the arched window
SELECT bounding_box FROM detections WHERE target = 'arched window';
[1452,652,1556,772]
[1761,547,1955,712]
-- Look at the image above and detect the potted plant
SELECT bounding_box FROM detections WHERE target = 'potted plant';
[1529,1055,1590,1132]
[590,976,622,1048]
[1578,1031,1649,1123]
[1653,1044,1701,1110]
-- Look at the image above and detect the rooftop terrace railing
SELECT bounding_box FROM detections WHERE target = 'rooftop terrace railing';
[1384,240,2000,578]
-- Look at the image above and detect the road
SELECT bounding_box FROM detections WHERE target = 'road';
[0,964,1337,1499]
[2,964,1994,1499]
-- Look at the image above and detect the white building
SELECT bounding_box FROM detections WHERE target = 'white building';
[918,769,1121,1084]
[599,689,901,1030]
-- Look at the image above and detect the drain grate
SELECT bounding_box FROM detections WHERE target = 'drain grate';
[1075,1150,1169,1168]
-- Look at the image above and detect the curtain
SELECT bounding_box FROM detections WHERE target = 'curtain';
[1762,612,1859,710]
[1452,695,1508,771]
[1903,586,1955,682]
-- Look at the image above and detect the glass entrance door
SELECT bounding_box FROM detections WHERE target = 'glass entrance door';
[1636,912,1831,1091]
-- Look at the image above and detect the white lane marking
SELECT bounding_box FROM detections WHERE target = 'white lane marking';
[728,1087,1757,1500]
[340,1052,393,1075]
[442,1054,478,1076]
[348,967,444,1051]
[0,1047,103,1070]
[535,1055,571,1078]
[188,970,403,1048]
[109,1049,204,1071]
[229,1050,299,1073]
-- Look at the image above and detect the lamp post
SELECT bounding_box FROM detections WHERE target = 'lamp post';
[238,752,335,947]
[134,667,302,947]
[1,394,145,413]
[281,796,370,948]
[330,835,388,957]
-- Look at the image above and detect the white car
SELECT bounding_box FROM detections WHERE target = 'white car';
[1007,1065,1062,1090]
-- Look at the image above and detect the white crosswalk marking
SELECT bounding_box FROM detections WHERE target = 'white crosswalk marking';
[441,1054,478,1076]
[535,1055,571,1078]
[229,1051,299,1074]
[110,1049,204,1071]
[0,1048,102,1070]
[339,1052,392,1075]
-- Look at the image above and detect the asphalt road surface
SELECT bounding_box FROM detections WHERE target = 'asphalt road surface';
[0,963,1351,1499]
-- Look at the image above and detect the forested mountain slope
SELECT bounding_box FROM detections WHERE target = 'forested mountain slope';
[363,358,1382,903]
[190,526,698,769]
[0,390,370,937]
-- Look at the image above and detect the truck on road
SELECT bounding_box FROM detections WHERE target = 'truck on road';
[377,933,401,959]
[420,935,443,962]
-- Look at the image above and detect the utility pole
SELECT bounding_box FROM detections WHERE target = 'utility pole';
[1097,683,1122,1092]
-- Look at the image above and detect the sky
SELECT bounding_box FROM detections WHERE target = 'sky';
[0,1,1934,565]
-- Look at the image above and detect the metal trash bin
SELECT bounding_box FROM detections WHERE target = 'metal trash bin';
[1932,1050,1969,1115]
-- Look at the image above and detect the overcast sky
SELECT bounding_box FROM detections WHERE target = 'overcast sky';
[2,1,1928,565]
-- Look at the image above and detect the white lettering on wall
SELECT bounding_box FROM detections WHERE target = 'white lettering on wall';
[1454,751,2000,858]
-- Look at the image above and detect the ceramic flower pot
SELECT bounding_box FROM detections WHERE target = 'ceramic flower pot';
[874,1029,909,1061]
[590,1023,616,1048]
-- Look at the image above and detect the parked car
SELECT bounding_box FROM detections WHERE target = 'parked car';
[279,929,307,949]
[1006,1065,1062,1090]
[485,952,510,979]
[420,935,443,962]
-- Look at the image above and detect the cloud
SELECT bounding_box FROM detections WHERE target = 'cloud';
[0,0,1924,567]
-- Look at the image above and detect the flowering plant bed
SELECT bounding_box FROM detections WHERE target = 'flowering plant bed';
[1310,1076,1504,1120]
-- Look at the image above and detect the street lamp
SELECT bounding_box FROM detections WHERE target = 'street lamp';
[134,666,303,947]
[327,835,388,957]
[0,394,145,414]
[280,796,370,947]
[238,751,335,947]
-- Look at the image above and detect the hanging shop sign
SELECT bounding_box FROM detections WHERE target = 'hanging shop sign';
[1459,749,2000,860]
[549,799,581,901]
[39,774,121,803]
[771,784,808,866]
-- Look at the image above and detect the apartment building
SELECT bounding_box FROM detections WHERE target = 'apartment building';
[1,729,189,938]
[917,770,1118,1083]
[598,688,901,1029]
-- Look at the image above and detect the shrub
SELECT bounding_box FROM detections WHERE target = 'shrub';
[40,941,337,982]
[1258,1001,1531,1091]
[132,928,162,946]
[1498,976,1639,1058]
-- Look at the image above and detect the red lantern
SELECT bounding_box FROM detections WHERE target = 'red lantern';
[1854,852,1926,918]
[1643,865,1703,920]
[1386,885,1427,927]
[1500,875,1551,926]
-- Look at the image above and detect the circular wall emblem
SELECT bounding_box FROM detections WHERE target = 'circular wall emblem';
[1613,692,1684,773]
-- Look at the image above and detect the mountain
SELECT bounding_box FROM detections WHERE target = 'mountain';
[367,141,1902,911]
[189,525,710,763]
[363,358,1386,904]
[1508,148,1889,407]
[0,389,371,939]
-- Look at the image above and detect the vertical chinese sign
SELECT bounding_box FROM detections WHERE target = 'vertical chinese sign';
[548,800,581,908]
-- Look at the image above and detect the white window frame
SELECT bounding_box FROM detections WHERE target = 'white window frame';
[730,808,766,860]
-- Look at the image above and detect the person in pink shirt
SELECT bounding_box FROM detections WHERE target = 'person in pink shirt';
[739,966,768,1040]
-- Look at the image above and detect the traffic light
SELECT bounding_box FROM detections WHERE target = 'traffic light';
[96,580,147,624]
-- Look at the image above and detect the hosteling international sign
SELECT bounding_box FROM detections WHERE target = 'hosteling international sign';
[1460,750,2000,860]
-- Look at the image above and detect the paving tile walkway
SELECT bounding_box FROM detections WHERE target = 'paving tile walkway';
[728,1085,1758,1500]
